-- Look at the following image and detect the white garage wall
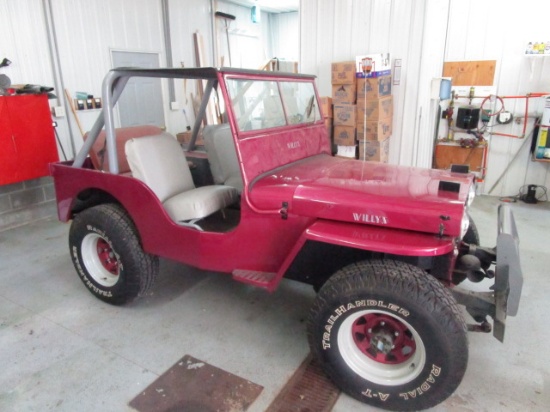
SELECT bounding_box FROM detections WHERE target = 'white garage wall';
[49,0,166,150]
[300,0,450,169]
[270,12,299,63]
[300,0,550,196]
[3,0,548,197]
[0,0,277,157]
[0,0,73,157]
[444,0,550,196]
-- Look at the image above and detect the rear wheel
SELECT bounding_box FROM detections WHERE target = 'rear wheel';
[69,203,158,305]
[308,260,468,411]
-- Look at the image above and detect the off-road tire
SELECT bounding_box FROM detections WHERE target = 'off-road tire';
[69,203,159,305]
[308,260,468,411]
[463,214,480,245]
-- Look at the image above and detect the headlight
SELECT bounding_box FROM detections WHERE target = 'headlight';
[466,183,476,207]
[461,212,470,238]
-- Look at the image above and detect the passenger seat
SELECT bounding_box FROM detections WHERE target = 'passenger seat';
[85,125,163,174]
[125,133,238,228]
[203,124,243,193]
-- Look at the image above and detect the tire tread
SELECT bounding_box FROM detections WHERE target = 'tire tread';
[307,259,468,411]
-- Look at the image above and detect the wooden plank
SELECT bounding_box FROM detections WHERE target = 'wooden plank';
[442,60,496,86]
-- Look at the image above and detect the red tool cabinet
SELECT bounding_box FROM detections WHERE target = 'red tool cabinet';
[0,94,59,185]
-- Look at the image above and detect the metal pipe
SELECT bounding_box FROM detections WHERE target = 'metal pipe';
[188,79,215,151]
[490,132,522,138]
[522,96,529,137]
[42,0,77,158]
[161,0,175,102]
[102,73,129,174]
[72,74,128,170]
[487,125,537,194]
[454,93,548,100]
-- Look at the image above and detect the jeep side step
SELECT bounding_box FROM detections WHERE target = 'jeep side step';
[232,269,277,289]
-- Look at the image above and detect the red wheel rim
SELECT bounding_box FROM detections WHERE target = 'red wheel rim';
[95,238,119,275]
[352,313,416,364]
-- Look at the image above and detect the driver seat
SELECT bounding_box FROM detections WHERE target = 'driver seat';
[125,133,238,228]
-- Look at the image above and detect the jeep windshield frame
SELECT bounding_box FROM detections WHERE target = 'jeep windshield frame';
[224,76,321,134]
[70,67,317,175]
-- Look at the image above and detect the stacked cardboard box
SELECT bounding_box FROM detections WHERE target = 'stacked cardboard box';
[331,61,357,158]
[320,96,333,146]
[355,64,393,162]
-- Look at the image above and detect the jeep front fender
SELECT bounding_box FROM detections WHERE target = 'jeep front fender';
[302,220,455,256]
[273,219,456,289]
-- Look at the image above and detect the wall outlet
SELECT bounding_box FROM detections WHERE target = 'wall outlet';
[52,106,66,117]
[170,101,180,111]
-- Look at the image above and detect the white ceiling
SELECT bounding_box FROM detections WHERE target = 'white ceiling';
[224,0,299,14]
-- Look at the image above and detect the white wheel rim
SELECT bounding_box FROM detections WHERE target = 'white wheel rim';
[81,233,120,287]
[337,309,426,386]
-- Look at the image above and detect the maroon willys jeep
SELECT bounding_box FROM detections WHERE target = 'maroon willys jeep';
[50,67,523,411]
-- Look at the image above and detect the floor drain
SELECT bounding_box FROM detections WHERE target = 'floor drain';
[266,354,340,412]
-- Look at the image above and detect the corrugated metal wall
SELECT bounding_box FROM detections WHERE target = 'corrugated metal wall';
[444,0,550,196]
[0,0,276,158]
[300,0,550,195]
[2,0,549,197]
[300,0,450,169]
[270,12,299,62]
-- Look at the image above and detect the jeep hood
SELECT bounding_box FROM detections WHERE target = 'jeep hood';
[248,154,474,237]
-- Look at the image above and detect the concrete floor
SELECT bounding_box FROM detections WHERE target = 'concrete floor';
[0,195,548,412]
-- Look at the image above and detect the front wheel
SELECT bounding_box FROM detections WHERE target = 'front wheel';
[69,203,159,305]
[308,260,468,411]
[463,213,480,245]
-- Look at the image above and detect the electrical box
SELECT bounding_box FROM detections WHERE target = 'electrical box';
[456,107,480,129]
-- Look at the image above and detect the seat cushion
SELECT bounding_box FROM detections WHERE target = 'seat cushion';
[163,185,238,222]
[203,124,243,192]
[126,133,195,203]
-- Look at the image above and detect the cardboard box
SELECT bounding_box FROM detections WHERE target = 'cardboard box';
[176,130,204,146]
[332,84,356,104]
[320,96,333,118]
[357,75,392,100]
[332,61,357,84]
[357,119,393,141]
[333,103,356,126]
[356,96,393,121]
[336,145,357,158]
[333,126,356,146]
[355,53,392,78]
[358,137,390,162]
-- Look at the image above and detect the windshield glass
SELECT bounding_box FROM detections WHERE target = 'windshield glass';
[226,78,320,132]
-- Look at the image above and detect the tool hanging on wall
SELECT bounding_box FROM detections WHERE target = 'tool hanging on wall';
[64,88,85,137]
[215,11,236,67]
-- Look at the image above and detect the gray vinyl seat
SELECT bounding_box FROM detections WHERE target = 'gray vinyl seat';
[203,124,243,193]
[125,133,238,228]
